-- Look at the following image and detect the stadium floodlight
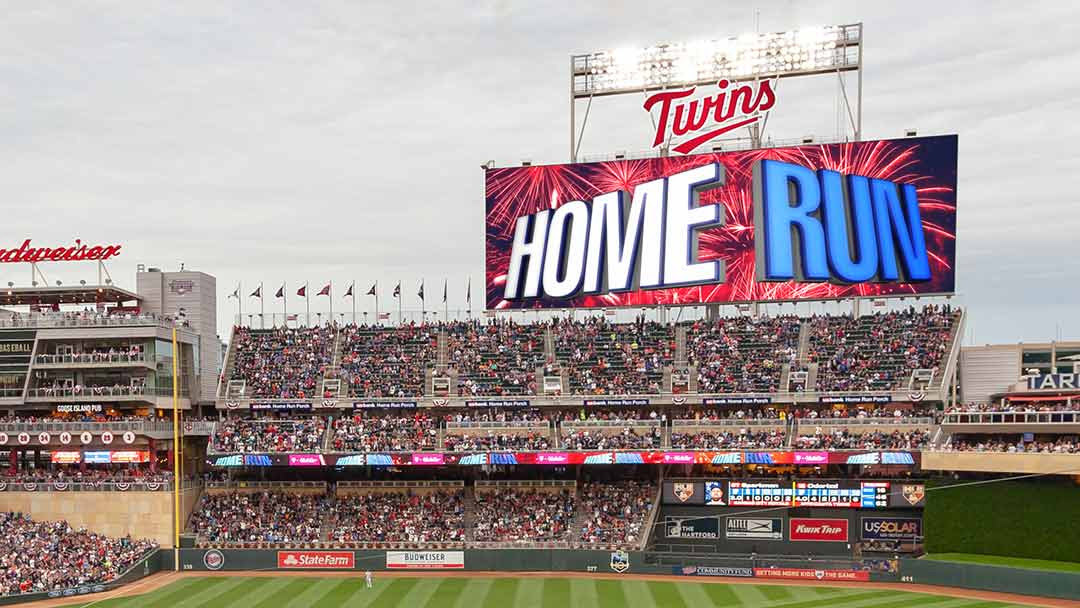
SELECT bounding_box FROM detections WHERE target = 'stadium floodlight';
[569,23,863,161]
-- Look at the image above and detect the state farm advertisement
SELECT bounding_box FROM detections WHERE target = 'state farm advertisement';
[386,551,465,570]
[277,551,355,569]
[754,568,869,582]
[789,518,849,542]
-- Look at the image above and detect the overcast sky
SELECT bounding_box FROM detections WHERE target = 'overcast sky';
[2,1,1078,345]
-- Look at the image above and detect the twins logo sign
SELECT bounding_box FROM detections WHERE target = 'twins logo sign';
[610,550,630,573]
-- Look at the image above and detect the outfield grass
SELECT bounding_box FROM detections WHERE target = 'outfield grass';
[61,576,1047,607]
[925,553,1080,573]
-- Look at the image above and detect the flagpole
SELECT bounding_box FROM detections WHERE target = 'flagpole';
[260,281,265,329]
[238,281,242,327]
[282,282,287,328]
[351,281,356,324]
[329,281,333,325]
[397,283,402,327]
[443,279,448,323]
[374,281,379,326]
[306,282,310,327]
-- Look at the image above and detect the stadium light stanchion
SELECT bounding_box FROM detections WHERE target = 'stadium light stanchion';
[172,326,180,572]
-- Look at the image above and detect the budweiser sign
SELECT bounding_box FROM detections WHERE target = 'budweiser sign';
[277,551,354,569]
[789,518,849,542]
[643,78,777,154]
[0,239,122,264]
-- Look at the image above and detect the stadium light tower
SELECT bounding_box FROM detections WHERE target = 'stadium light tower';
[569,23,863,161]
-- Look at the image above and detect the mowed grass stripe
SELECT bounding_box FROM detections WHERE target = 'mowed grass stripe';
[480,578,519,608]
[764,589,897,608]
[306,578,365,606]
[369,578,422,608]
[593,579,629,608]
[191,578,272,608]
[569,578,598,608]
[283,578,345,608]
[421,577,469,608]
[542,578,570,608]
[144,577,231,607]
[754,584,795,602]
[170,577,252,608]
[645,581,688,608]
[844,592,959,608]
[250,578,317,608]
[514,578,545,608]
[699,581,744,606]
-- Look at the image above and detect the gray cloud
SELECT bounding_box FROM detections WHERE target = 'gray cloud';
[0,0,1077,343]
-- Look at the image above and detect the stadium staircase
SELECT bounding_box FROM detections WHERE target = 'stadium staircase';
[796,321,811,364]
[462,486,476,543]
[319,493,337,543]
[436,330,449,374]
[674,325,688,365]
[805,362,819,391]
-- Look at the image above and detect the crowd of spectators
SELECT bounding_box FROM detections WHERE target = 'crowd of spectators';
[211,417,327,453]
[560,427,661,450]
[442,409,550,424]
[1,467,172,485]
[0,513,157,596]
[340,324,434,398]
[688,316,800,393]
[444,431,551,451]
[190,491,326,545]
[670,429,786,449]
[945,402,1077,414]
[231,327,332,399]
[794,429,930,450]
[329,490,464,544]
[473,488,575,543]
[554,316,671,395]
[446,320,544,396]
[578,481,655,547]
[330,413,436,452]
[944,434,1080,453]
[807,305,956,392]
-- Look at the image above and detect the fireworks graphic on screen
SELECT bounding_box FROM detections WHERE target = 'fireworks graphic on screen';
[485,136,957,310]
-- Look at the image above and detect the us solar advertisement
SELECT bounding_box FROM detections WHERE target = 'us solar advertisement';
[485,135,957,310]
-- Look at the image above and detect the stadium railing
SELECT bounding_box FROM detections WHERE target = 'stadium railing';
[942,411,1080,425]
[0,479,175,491]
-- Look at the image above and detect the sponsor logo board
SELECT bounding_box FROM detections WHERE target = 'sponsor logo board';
[725,517,783,540]
[386,551,464,570]
[277,551,355,569]
[789,518,849,542]
[754,568,869,582]
[861,517,922,541]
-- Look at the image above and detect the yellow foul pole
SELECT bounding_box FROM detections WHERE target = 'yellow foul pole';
[172,327,180,571]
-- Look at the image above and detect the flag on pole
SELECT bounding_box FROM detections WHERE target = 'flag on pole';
[228,285,239,299]
[392,283,401,298]
[366,283,376,296]
[417,280,425,301]
[344,282,354,298]
[250,286,262,298]
[378,312,391,320]
[275,285,285,298]
[297,285,307,297]
[442,280,447,303]
[466,277,472,304]
[318,284,331,297]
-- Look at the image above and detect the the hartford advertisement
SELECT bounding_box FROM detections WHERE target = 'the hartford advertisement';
[485,135,957,309]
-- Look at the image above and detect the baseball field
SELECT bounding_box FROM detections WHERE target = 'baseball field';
[45,573,1074,608]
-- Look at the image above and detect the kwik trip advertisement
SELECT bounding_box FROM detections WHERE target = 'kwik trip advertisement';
[485,135,957,309]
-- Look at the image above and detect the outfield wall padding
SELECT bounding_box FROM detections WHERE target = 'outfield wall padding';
[178,548,670,575]
[900,559,1080,601]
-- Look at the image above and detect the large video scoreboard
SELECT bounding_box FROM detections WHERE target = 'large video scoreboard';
[664,480,924,509]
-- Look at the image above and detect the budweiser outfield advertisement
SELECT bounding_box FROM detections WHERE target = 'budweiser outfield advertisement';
[277,551,355,569]
[789,518,849,542]
[386,551,465,569]
[485,135,957,310]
